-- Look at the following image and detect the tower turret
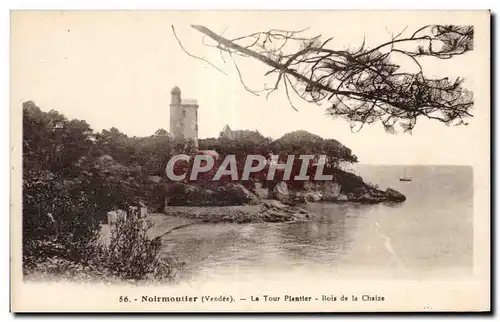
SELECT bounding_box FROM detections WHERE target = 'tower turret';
[171,86,181,105]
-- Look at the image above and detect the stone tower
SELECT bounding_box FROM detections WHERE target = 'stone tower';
[169,86,199,148]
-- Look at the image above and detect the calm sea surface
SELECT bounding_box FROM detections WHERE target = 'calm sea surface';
[160,165,473,283]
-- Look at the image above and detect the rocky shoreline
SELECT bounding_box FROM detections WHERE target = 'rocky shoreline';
[271,181,406,205]
[161,168,406,224]
[164,200,314,224]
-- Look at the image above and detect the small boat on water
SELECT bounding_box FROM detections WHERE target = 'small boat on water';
[399,167,412,182]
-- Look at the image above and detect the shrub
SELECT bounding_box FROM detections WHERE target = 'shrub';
[22,169,101,269]
[93,207,174,281]
[165,182,188,206]
[23,169,173,282]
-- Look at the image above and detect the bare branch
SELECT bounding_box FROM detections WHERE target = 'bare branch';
[231,54,260,96]
[171,25,227,75]
[176,24,474,133]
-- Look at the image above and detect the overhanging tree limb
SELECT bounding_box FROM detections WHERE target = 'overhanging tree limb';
[178,24,474,133]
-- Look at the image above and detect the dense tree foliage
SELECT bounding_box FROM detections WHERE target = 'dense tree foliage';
[22,101,360,277]
[22,102,181,278]
[200,129,357,166]
[270,130,358,167]
[197,129,358,191]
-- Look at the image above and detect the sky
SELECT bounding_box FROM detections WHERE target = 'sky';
[11,11,490,165]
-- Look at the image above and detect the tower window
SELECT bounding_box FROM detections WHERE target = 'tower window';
[182,110,187,117]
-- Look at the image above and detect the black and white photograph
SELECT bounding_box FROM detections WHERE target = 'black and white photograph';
[10,10,491,312]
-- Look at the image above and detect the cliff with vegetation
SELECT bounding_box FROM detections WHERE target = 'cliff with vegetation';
[22,101,404,282]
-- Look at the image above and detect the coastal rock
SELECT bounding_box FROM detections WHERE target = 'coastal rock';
[353,186,367,197]
[292,208,315,221]
[386,188,406,202]
[336,194,348,202]
[272,181,291,204]
[323,181,341,201]
[254,182,270,199]
[263,199,289,209]
[217,183,261,205]
[302,182,316,191]
[291,194,307,204]
[166,182,260,206]
[289,184,322,203]
[303,190,322,202]
[332,169,366,193]
[164,199,313,224]
[371,189,387,198]
[357,193,385,204]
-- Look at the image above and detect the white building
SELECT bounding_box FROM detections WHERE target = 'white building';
[170,86,199,148]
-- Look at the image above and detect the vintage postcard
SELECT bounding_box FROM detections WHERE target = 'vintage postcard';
[10,10,491,312]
